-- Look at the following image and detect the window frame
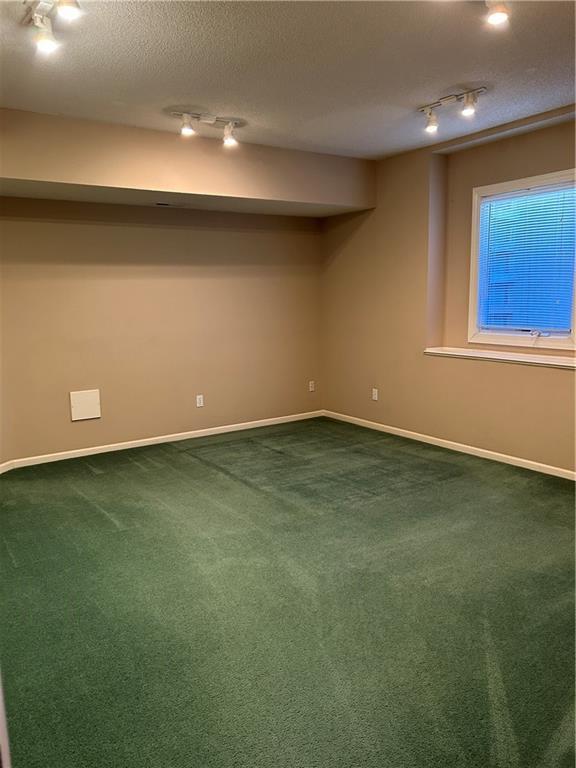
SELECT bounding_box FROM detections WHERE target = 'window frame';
[468,169,576,351]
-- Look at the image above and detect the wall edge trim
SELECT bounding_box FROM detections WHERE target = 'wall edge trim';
[2,409,573,480]
[323,410,575,480]
[0,411,324,475]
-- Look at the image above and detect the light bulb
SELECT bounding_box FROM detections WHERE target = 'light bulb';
[180,115,196,137]
[57,0,83,22]
[461,93,477,117]
[34,23,60,54]
[425,111,438,134]
[223,122,238,147]
[486,2,509,25]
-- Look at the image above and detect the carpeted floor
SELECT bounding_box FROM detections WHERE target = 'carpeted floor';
[0,417,573,768]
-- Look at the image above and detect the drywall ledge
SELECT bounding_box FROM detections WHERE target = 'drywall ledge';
[0,411,324,475]
[0,109,376,217]
[425,347,576,369]
[324,411,575,480]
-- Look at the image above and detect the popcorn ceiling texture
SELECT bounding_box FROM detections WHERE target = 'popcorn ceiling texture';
[0,1,573,158]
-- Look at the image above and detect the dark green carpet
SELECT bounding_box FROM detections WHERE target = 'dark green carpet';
[0,417,573,768]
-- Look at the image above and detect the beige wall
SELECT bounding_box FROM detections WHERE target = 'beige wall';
[321,121,575,472]
[0,199,322,461]
[444,121,575,351]
[1,118,574,472]
[0,109,375,215]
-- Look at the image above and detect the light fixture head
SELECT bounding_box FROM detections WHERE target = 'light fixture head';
[33,17,60,54]
[461,92,477,117]
[57,0,83,22]
[486,1,510,26]
[180,114,196,137]
[223,121,238,147]
[424,109,438,134]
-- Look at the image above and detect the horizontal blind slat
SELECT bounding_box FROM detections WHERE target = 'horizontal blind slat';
[477,184,575,334]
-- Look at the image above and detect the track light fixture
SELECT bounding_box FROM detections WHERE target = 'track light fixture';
[171,112,244,146]
[223,122,238,148]
[418,87,487,135]
[424,109,438,134]
[460,92,477,117]
[23,0,84,53]
[56,0,83,22]
[33,15,60,54]
[180,114,196,137]
[485,1,510,26]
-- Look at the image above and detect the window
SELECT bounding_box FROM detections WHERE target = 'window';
[468,170,575,350]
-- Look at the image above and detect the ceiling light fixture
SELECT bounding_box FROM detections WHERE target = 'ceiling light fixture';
[223,122,238,148]
[424,109,439,134]
[56,0,83,22]
[170,111,245,145]
[460,92,477,117]
[419,87,486,134]
[180,114,196,137]
[23,1,85,52]
[485,1,510,26]
[33,15,60,54]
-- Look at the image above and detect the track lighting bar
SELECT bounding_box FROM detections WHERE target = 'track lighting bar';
[171,112,245,146]
[418,87,487,135]
[418,88,487,116]
[171,112,243,129]
[23,0,83,54]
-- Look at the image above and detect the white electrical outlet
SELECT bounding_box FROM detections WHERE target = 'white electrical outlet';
[196,394,204,408]
[308,380,316,393]
[371,387,379,401]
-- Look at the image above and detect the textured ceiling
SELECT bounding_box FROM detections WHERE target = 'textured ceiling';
[0,1,574,159]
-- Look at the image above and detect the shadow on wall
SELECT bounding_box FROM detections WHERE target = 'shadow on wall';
[0,197,321,231]
[0,197,323,269]
[320,209,374,268]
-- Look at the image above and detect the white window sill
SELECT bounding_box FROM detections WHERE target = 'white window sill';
[424,347,576,369]
[467,330,574,351]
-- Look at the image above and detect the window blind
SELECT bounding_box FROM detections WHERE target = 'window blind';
[477,182,575,335]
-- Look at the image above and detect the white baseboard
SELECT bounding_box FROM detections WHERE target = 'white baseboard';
[0,411,324,475]
[1,408,573,481]
[323,410,575,481]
